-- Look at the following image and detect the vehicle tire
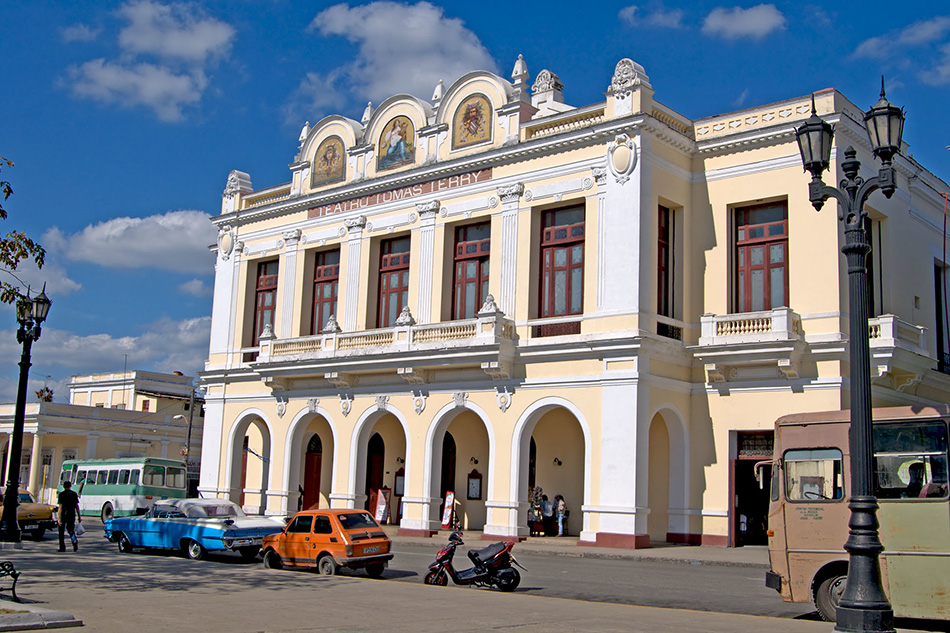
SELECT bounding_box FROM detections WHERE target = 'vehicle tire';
[239,546,260,561]
[262,549,283,570]
[117,533,133,554]
[184,539,206,561]
[316,554,338,576]
[815,574,846,622]
[30,528,45,541]
[495,568,521,592]
[365,563,385,578]
[100,502,114,523]
[424,570,448,586]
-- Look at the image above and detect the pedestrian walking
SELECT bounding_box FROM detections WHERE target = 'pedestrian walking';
[57,480,81,552]
[555,494,566,536]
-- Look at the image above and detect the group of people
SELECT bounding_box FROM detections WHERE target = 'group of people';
[528,486,567,536]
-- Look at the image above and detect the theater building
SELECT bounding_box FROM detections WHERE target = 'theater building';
[198,56,950,547]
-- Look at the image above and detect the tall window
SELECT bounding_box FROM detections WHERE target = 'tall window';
[253,260,279,345]
[378,236,411,327]
[540,206,585,318]
[312,250,340,334]
[735,203,788,313]
[658,205,673,317]
[453,222,491,319]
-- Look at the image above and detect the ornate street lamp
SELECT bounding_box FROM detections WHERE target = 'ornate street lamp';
[0,285,51,544]
[795,81,903,633]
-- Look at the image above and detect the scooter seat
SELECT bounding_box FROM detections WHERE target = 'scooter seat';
[468,542,506,565]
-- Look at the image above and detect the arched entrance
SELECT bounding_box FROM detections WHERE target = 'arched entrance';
[514,401,587,539]
[303,434,322,510]
[227,414,272,514]
[440,432,456,502]
[352,409,409,526]
[647,414,671,543]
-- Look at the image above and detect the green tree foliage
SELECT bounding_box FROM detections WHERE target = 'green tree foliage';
[0,156,45,304]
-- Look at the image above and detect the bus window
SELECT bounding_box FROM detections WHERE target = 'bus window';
[143,465,165,486]
[79,470,90,484]
[130,469,140,485]
[118,469,130,485]
[107,470,119,485]
[874,421,949,500]
[96,471,108,485]
[165,467,186,489]
[60,469,73,484]
[784,448,843,501]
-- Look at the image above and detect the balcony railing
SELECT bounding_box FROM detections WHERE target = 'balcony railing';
[254,309,515,373]
[698,308,803,346]
[868,314,927,357]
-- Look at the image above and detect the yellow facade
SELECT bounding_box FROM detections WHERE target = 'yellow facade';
[201,58,950,547]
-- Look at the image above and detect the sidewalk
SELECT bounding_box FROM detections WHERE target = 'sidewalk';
[386,526,771,568]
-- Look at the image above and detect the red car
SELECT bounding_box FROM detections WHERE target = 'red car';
[261,509,393,577]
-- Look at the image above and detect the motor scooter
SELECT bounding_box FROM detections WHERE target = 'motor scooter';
[424,530,525,592]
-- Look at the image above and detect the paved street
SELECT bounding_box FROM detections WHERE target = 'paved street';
[0,524,943,632]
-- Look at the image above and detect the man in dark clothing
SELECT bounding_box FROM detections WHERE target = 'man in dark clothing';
[57,481,81,552]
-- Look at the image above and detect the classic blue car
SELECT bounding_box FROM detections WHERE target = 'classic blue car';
[104,498,287,560]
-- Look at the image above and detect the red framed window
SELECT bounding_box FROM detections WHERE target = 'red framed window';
[253,260,279,345]
[453,222,491,320]
[540,206,585,317]
[312,250,340,334]
[735,203,788,313]
[658,205,672,317]
[378,236,411,327]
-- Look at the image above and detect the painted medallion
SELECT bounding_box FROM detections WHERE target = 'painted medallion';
[312,136,346,187]
[452,94,491,149]
[377,116,416,171]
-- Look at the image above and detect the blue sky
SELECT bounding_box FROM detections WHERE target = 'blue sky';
[1,1,949,402]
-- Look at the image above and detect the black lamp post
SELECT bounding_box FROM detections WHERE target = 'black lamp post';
[795,81,903,633]
[0,286,51,544]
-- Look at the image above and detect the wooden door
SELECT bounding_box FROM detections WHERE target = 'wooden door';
[303,434,322,510]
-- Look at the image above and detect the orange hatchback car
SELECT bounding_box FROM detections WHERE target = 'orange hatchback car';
[261,509,393,577]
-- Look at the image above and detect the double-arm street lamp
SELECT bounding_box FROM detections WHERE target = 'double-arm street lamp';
[795,81,904,633]
[0,286,52,544]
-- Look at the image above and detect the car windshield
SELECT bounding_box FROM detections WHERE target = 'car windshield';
[17,493,33,503]
[337,512,379,530]
[183,502,245,518]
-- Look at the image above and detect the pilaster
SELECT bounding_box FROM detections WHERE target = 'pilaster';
[343,216,366,331]
[497,183,524,317]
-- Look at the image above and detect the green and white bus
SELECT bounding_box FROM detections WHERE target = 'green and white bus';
[59,457,188,522]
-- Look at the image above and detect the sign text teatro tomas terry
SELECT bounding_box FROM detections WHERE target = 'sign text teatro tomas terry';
[308,169,492,218]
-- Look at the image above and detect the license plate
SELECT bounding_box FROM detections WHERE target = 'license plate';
[363,546,380,554]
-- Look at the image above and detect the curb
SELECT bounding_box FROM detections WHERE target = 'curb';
[0,603,82,631]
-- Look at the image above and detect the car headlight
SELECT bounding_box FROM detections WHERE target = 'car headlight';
[224,539,233,548]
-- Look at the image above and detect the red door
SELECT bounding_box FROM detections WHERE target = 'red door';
[365,433,385,514]
[304,453,322,510]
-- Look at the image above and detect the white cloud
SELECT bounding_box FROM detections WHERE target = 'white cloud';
[922,42,950,86]
[286,69,348,125]
[852,16,950,87]
[733,88,750,107]
[63,1,234,122]
[66,59,206,122]
[0,259,82,299]
[618,4,684,29]
[44,210,216,274]
[702,4,786,40]
[61,23,101,43]
[179,278,212,297]
[0,317,211,403]
[298,1,497,115]
[117,0,235,64]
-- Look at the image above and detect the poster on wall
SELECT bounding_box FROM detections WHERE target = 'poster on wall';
[374,488,391,523]
[441,491,455,529]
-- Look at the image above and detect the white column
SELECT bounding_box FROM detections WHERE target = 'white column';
[415,201,438,324]
[496,183,523,316]
[279,229,302,338]
[84,434,99,460]
[209,227,241,357]
[28,433,43,495]
[197,397,225,497]
[342,216,366,331]
[599,133,643,316]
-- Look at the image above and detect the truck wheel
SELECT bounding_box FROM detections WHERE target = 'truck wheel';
[101,502,114,523]
[30,528,46,541]
[815,574,846,622]
[365,563,385,578]
[317,554,338,576]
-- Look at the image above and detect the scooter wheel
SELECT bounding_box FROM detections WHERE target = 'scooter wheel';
[424,570,448,586]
